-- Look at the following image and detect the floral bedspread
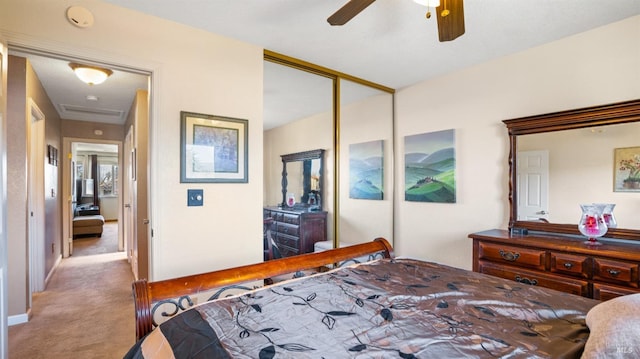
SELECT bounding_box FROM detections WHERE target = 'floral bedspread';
[124,258,599,358]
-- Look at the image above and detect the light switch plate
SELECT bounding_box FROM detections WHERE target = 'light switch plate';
[187,189,203,206]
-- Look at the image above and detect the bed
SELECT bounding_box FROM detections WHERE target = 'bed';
[125,238,633,359]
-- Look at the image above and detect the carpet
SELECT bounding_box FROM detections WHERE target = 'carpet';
[8,222,136,358]
[72,221,119,256]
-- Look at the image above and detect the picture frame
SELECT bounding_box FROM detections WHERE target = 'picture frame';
[404,129,456,203]
[614,146,640,192]
[180,111,248,183]
[349,140,384,200]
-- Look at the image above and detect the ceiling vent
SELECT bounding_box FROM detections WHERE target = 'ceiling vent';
[59,104,125,124]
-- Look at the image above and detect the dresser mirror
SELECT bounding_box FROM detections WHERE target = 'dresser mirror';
[280,149,325,210]
[504,99,640,241]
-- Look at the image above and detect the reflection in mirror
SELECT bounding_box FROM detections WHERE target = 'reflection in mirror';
[280,149,324,211]
[338,79,394,246]
[263,59,335,258]
[517,122,639,229]
[505,99,640,241]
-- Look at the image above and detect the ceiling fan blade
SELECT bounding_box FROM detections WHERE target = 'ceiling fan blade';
[327,0,376,26]
[436,0,465,42]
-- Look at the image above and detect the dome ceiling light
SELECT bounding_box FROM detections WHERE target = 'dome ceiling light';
[69,63,113,85]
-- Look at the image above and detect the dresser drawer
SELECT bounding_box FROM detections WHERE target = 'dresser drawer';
[477,242,546,270]
[277,244,299,258]
[550,252,590,278]
[593,283,640,301]
[478,261,588,297]
[271,212,283,221]
[281,213,301,225]
[593,258,639,287]
[275,233,299,249]
[276,222,299,237]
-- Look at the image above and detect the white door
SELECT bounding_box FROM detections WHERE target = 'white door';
[124,126,137,279]
[516,150,549,221]
[27,99,45,293]
[0,36,10,359]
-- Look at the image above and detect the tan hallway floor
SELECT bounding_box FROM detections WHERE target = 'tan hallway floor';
[8,222,136,358]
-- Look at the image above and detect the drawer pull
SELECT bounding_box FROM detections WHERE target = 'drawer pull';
[563,262,574,269]
[515,275,538,286]
[607,269,621,277]
[499,249,520,262]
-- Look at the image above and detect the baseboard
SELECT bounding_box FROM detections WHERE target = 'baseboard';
[8,310,30,326]
[44,254,62,288]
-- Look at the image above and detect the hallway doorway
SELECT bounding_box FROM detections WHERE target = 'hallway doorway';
[67,140,123,258]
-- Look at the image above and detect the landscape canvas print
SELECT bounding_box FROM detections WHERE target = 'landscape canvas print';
[404,129,456,203]
[349,140,384,200]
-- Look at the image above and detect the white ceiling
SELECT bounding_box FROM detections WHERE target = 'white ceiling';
[103,0,640,89]
[11,0,640,129]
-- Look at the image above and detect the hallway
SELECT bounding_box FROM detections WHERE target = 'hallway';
[8,222,136,358]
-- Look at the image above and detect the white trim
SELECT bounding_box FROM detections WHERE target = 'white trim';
[7,312,29,326]
[43,254,61,288]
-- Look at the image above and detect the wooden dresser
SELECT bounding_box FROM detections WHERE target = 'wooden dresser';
[264,207,327,258]
[469,229,640,301]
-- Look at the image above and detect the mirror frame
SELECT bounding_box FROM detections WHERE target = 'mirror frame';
[504,99,640,241]
[280,149,325,209]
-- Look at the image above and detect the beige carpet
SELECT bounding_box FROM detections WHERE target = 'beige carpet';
[73,220,119,256]
[8,222,137,358]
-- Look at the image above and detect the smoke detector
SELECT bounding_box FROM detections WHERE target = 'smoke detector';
[66,6,94,28]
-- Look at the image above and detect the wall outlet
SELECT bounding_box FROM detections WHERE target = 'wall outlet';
[187,189,204,206]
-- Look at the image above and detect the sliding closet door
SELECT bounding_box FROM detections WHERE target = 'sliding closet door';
[337,79,394,246]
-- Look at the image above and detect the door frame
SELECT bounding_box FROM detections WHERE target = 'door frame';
[62,138,124,258]
[7,40,153,288]
[1,35,10,359]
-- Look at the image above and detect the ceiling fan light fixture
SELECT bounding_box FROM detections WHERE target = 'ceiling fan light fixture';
[69,63,113,85]
[413,0,441,8]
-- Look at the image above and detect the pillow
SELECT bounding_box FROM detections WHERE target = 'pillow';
[582,293,640,358]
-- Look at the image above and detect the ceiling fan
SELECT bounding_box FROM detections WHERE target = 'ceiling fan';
[327,0,465,42]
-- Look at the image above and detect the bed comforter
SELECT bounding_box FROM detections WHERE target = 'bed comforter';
[124,258,599,358]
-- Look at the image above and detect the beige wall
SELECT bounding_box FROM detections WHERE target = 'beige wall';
[61,120,124,142]
[7,56,64,317]
[6,56,28,318]
[394,15,640,269]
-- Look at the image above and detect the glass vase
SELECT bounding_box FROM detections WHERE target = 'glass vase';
[286,193,296,207]
[578,204,608,246]
[598,203,617,229]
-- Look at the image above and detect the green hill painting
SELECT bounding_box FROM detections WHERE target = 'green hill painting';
[349,140,384,200]
[404,129,456,203]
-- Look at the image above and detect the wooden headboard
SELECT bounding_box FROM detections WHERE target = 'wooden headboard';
[132,237,394,340]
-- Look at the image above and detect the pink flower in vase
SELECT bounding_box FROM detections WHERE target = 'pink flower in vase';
[584,215,600,235]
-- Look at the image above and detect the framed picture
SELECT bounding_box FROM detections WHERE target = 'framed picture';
[349,140,384,200]
[614,146,640,192]
[404,129,456,203]
[180,111,248,183]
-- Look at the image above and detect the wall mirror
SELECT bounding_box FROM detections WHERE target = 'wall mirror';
[263,50,395,250]
[280,149,324,210]
[504,99,640,241]
[337,79,394,246]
